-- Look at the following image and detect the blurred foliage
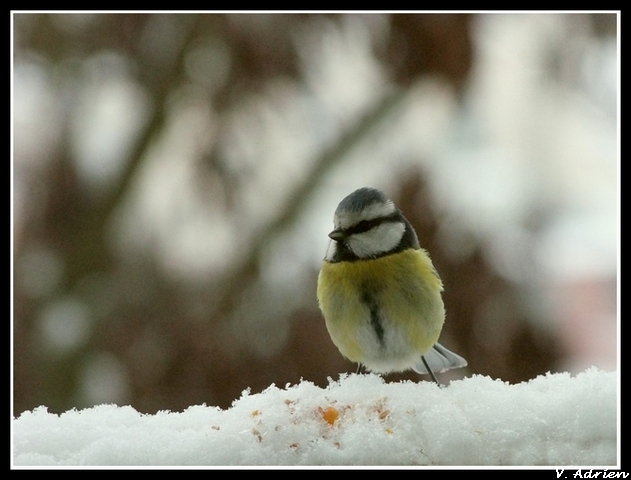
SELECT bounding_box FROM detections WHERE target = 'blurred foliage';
[13,12,609,416]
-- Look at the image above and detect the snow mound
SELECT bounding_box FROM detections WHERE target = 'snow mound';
[12,367,618,467]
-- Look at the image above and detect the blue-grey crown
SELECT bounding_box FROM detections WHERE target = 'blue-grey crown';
[335,187,388,214]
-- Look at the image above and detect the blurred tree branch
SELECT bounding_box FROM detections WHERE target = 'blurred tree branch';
[14,14,204,412]
[211,88,408,319]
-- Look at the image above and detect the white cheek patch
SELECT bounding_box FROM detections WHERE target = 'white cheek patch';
[347,221,405,258]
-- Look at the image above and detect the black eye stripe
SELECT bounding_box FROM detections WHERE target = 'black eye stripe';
[344,214,399,236]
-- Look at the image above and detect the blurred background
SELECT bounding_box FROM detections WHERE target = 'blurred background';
[12,12,618,416]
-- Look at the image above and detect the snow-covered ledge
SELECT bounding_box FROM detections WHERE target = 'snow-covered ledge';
[12,367,617,467]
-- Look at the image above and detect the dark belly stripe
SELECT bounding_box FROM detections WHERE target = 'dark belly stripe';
[361,290,385,346]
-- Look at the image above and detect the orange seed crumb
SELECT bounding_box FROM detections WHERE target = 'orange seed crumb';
[321,406,339,426]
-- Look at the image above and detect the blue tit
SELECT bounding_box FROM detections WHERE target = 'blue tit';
[317,187,467,382]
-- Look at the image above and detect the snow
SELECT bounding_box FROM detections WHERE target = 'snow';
[12,367,618,467]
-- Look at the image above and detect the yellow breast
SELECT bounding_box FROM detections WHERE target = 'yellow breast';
[316,248,445,369]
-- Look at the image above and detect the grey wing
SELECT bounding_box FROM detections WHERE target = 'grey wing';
[414,342,467,374]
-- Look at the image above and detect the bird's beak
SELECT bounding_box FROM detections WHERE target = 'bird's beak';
[328,229,346,242]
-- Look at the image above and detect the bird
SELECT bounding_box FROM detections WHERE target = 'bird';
[316,187,467,384]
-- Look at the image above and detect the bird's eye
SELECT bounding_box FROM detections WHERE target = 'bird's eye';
[348,219,380,235]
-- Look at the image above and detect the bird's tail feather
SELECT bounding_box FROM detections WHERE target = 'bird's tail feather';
[414,342,467,374]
